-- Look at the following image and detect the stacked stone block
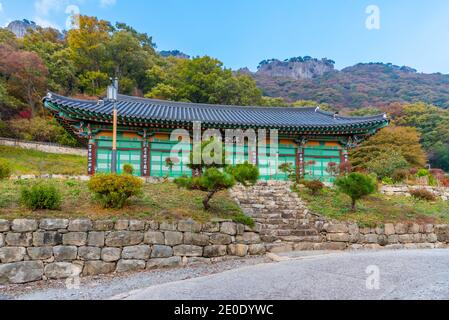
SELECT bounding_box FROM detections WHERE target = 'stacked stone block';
[0,218,265,285]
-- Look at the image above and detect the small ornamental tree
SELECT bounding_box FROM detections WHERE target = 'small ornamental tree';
[278,162,298,182]
[335,173,377,211]
[175,162,259,210]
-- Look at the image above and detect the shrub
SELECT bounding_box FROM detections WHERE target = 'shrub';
[335,173,377,211]
[391,169,409,183]
[441,177,449,188]
[304,180,324,195]
[88,173,143,209]
[410,189,436,201]
[175,163,259,210]
[365,151,409,180]
[382,177,394,185]
[122,164,134,175]
[20,181,62,210]
[226,162,259,186]
[416,169,429,178]
[278,162,296,181]
[0,159,12,180]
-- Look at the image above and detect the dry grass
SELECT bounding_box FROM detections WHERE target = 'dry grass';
[0,179,247,224]
[297,187,449,227]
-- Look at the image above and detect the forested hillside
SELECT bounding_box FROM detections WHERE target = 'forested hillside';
[251,60,449,109]
[0,16,265,146]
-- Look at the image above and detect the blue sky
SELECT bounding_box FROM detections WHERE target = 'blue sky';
[1,0,449,73]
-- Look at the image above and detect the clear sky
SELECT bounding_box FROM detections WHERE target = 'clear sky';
[1,0,449,73]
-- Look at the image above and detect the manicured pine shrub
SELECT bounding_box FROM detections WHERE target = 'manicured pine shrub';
[175,163,259,210]
[88,173,143,209]
[225,162,259,186]
[335,172,377,211]
[20,181,62,210]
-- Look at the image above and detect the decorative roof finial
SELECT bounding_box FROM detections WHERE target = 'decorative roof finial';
[314,106,320,113]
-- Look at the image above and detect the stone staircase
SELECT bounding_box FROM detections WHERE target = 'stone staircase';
[230,181,325,251]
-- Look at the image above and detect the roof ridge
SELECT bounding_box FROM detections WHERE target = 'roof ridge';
[116,94,319,112]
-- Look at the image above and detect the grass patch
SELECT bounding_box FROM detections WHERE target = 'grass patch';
[0,146,86,175]
[0,179,250,224]
[297,187,449,227]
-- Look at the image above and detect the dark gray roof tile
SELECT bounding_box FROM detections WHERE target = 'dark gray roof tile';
[44,92,389,130]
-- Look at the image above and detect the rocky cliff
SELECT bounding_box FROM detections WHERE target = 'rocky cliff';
[255,57,335,80]
[5,20,38,38]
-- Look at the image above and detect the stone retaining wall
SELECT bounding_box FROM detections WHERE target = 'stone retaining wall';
[381,185,449,201]
[285,222,449,252]
[0,219,265,285]
[0,137,87,156]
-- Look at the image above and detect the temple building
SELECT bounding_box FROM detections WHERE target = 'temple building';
[43,92,389,182]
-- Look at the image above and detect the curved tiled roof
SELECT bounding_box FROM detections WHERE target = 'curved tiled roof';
[43,92,389,132]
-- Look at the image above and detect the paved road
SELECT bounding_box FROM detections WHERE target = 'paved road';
[115,250,449,300]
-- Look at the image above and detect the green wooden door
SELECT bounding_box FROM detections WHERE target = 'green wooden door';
[96,136,142,176]
[150,140,192,178]
[225,144,250,166]
[303,146,341,183]
[258,144,297,181]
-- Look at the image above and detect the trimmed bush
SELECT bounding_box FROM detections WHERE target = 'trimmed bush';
[88,173,143,209]
[20,181,62,210]
[122,164,134,175]
[304,180,324,195]
[175,163,259,210]
[410,189,436,201]
[0,159,12,180]
[226,162,259,186]
[335,173,377,211]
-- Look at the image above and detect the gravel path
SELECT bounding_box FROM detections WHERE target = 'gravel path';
[0,256,269,300]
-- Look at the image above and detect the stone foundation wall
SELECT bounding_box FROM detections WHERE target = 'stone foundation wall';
[381,185,449,201]
[0,137,87,156]
[283,222,449,252]
[0,219,264,285]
